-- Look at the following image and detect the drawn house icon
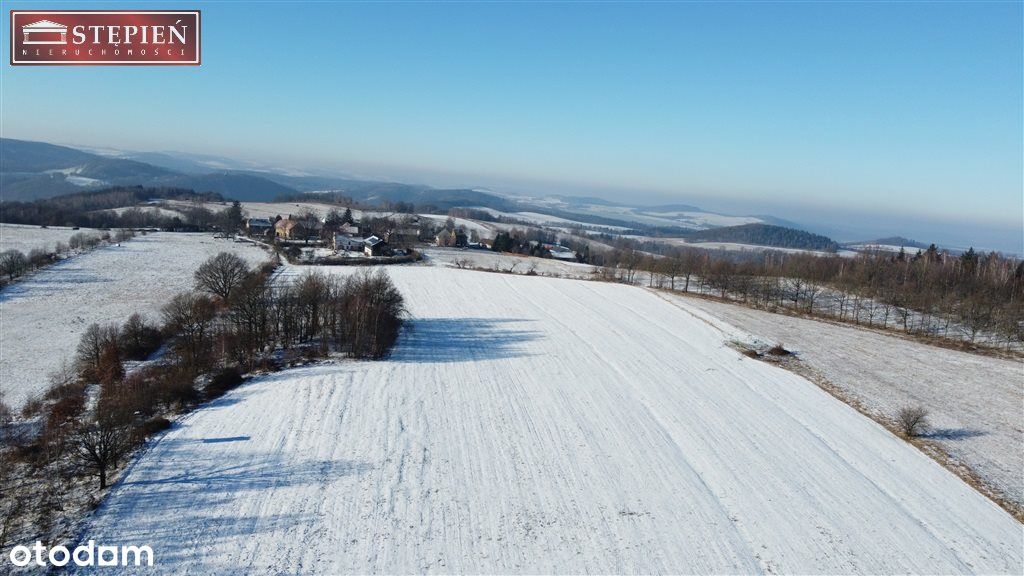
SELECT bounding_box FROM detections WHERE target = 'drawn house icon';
[22,20,67,45]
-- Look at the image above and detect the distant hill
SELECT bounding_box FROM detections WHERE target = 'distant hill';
[0,138,298,202]
[154,172,296,202]
[848,236,930,250]
[0,139,523,209]
[1,138,97,172]
[686,223,839,252]
[289,185,520,213]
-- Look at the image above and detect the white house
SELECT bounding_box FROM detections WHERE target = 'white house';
[334,235,363,252]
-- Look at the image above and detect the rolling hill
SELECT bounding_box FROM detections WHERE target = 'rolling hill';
[76,265,1022,573]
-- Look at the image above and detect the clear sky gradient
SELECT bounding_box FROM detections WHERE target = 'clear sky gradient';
[2,1,1021,250]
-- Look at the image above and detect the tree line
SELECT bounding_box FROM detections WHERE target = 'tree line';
[0,186,235,231]
[603,245,1024,349]
[0,229,136,286]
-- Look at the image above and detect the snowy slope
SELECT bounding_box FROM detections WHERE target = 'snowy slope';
[78,268,1021,574]
[421,247,596,278]
[0,223,98,254]
[0,233,269,408]
[658,292,1024,513]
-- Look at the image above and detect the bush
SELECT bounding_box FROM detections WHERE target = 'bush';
[45,394,86,433]
[152,363,200,409]
[121,313,163,360]
[767,343,792,356]
[134,416,172,439]
[896,406,930,438]
[254,357,281,373]
[205,366,245,400]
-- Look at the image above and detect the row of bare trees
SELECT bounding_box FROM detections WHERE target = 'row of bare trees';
[0,229,135,286]
[603,245,1024,349]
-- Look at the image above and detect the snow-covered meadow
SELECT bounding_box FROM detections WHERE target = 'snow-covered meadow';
[0,224,98,254]
[78,266,1021,574]
[421,247,596,278]
[658,292,1024,513]
[0,233,269,408]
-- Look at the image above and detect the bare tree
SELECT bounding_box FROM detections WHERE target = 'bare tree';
[896,406,930,438]
[70,417,133,489]
[194,252,250,301]
[76,323,120,381]
[162,292,218,368]
[0,250,28,281]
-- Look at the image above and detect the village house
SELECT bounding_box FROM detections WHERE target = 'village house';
[334,234,363,252]
[276,216,324,242]
[387,225,420,247]
[337,222,360,237]
[246,218,273,236]
[435,229,468,248]
[364,235,389,257]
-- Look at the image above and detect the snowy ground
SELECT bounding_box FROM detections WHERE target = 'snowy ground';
[627,235,859,257]
[420,247,597,279]
[78,267,1021,574]
[657,292,1024,514]
[0,224,99,254]
[0,233,269,408]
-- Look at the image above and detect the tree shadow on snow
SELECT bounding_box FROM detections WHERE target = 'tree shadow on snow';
[80,452,374,567]
[0,264,113,304]
[925,427,988,441]
[393,317,542,363]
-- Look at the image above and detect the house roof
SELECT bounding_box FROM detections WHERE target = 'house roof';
[364,235,385,247]
[276,219,312,233]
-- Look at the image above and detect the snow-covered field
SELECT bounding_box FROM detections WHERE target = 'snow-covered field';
[629,235,859,257]
[0,224,98,254]
[469,207,631,232]
[78,267,1021,574]
[421,247,596,278]
[658,292,1024,513]
[0,233,269,408]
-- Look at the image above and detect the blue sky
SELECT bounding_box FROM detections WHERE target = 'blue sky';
[2,1,1021,249]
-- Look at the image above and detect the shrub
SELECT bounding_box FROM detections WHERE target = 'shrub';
[205,366,245,400]
[45,394,86,433]
[254,357,281,373]
[134,416,172,439]
[152,363,200,409]
[767,344,792,356]
[896,406,930,438]
[121,313,163,360]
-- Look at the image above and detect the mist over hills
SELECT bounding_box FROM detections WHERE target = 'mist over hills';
[1,138,1014,254]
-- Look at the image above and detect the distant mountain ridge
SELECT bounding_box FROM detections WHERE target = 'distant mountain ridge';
[847,236,930,249]
[1,139,295,202]
[1,138,809,238]
[687,223,840,252]
[0,139,519,211]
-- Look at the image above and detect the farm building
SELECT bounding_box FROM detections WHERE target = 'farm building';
[364,235,390,257]
[246,218,273,236]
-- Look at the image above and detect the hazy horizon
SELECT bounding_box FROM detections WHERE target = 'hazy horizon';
[1,1,1021,252]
